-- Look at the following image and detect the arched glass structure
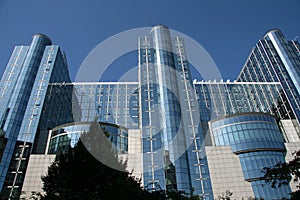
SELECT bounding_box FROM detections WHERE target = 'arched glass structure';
[48,122,128,154]
[209,113,291,199]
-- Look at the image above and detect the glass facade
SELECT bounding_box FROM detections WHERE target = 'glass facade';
[139,25,212,198]
[238,29,300,132]
[0,34,72,199]
[194,81,300,145]
[32,83,74,154]
[195,82,287,120]
[210,113,291,199]
[48,122,128,154]
[84,82,138,128]
[0,27,300,199]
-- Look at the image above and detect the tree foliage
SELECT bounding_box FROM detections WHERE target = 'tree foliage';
[39,120,149,199]
[264,149,300,199]
[38,119,200,199]
[0,128,7,161]
[217,190,233,200]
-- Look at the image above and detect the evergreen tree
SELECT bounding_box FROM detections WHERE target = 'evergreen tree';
[40,119,150,199]
[264,149,300,199]
[38,119,203,199]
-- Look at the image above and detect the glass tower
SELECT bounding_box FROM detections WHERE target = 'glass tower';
[238,29,300,130]
[1,27,300,199]
[139,25,212,198]
[0,34,72,198]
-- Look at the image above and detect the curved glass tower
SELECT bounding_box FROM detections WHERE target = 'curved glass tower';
[263,29,300,96]
[238,29,300,129]
[139,25,213,198]
[0,34,72,198]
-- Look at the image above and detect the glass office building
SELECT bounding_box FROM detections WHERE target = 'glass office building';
[210,113,290,199]
[47,121,128,154]
[194,81,298,199]
[238,29,300,127]
[0,34,73,199]
[138,25,212,198]
[1,26,300,199]
[194,81,293,139]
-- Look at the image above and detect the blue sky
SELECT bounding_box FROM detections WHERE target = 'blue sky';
[0,0,299,81]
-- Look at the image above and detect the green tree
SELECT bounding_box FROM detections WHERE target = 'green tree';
[38,119,203,199]
[264,149,300,200]
[0,128,7,161]
[39,119,151,199]
[217,190,233,200]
